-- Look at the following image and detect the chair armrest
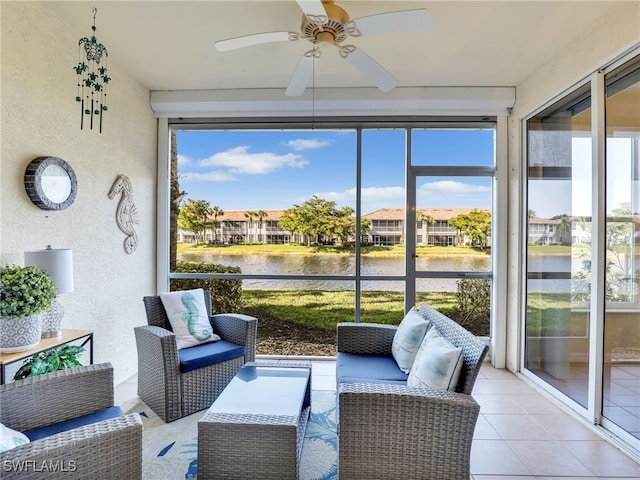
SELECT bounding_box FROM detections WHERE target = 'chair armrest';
[338,383,480,480]
[337,323,397,355]
[0,413,142,480]
[0,363,115,432]
[134,325,180,371]
[211,314,257,362]
[134,325,181,422]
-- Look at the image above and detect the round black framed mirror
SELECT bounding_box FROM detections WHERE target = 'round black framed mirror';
[24,157,78,210]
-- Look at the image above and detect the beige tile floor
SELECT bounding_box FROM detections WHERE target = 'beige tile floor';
[116,360,640,479]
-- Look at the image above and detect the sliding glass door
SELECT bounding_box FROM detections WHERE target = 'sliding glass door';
[525,83,592,407]
[602,58,640,441]
[524,54,640,452]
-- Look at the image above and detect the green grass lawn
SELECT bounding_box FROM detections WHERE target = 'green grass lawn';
[242,288,459,332]
[527,245,572,255]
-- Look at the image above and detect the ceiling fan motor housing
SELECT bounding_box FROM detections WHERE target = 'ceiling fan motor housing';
[301,1,349,45]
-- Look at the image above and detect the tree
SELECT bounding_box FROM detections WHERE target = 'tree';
[170,131,186,269]
[244,210,257,242]
[417,210,435,245]
[256,210,268,227]
[279,196,349,246]
[326,206,369,244]
[551,214,572,245]
[178,199,215,244]
[211,206,225,243]
[449,209,492,249]
[255,210,268,242]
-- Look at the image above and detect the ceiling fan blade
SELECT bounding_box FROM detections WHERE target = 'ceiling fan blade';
[295,0,327,19]
[215,31,296,52]
[342,47,399,93]
[348,9,433,36]
[286,53,316,97]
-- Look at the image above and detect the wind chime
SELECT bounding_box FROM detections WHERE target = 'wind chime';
[74,8,110,133]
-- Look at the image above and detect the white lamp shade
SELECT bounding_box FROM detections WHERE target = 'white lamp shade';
[24,248,74,294]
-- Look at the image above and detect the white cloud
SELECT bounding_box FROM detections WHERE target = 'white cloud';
[283,138,333,151]
[312,186,405,204]
[274,181,490,212]
[181,171,236,182]
[307,186,405,213]
[177,154,191,166]
[418,180,491,196]
[200,146,307,174]
[362,186,405,201]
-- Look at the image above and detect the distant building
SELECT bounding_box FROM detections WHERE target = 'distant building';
[177,210,299,245]
[527,216,559,245]
[527,216,591,245]
[363,208,490,246]
[178,207,496,246]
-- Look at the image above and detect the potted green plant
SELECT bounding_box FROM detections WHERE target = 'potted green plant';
[13,344,85,380]
[0,264,57,352]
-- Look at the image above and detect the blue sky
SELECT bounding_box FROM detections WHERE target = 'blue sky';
[175,128,495,215]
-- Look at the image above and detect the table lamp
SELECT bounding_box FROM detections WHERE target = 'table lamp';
[24,246,74,337]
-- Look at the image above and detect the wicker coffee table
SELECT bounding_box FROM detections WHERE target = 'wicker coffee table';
[197,361,311,480]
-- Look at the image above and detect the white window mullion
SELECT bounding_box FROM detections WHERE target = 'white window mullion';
[157,118,170,293]
[588,70,606,425]
[492,115,509,368]
[405,130,416,313]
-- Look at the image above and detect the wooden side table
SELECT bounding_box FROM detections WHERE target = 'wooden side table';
[0,329,93,384]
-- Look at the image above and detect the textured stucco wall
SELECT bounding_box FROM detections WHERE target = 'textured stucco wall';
[505,3,640,372]
[1,2,157,384]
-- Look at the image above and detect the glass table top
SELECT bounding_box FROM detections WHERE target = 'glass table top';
[208,365,310,417]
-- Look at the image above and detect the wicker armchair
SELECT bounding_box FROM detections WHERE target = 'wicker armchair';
[0,363,142,480]
[135,291,257,422]
[336,304,489,480]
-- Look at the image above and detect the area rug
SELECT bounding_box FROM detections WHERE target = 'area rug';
[127,390,337,480]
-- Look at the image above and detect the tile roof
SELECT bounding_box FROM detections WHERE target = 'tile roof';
[212,210,286,221]
[363,207,489,221]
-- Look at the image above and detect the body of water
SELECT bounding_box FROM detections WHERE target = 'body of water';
[178,252,575,292]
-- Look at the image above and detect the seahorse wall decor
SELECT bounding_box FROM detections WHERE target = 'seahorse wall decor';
[108,174,139,254]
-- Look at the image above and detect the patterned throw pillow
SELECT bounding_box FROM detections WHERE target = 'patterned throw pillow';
[0,423,29,452]
[159,289,221,349]
[407,327,463,391]
[391,307,431,373]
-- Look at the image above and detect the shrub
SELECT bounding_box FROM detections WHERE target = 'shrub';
[454,278,490,335]
[171,261,243,313]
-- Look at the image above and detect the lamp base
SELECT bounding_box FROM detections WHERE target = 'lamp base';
[41,299,64,338]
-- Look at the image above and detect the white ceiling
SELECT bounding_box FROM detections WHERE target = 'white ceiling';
[46,1,624,93]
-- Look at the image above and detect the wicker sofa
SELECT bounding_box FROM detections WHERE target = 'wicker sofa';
[135,291,257,422]
[336,303,489,480]
[0,363,142,480]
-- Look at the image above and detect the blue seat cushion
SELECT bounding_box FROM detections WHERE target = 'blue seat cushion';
[337,352,409,385]
[179,339,245,373]
[23,405,124,441]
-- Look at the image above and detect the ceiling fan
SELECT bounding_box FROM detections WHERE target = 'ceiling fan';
[215,0,433,96]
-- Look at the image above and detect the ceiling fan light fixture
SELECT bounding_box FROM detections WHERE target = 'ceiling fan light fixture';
[315,31,335,46]
[216,0,433,96]
[301,0,349,44]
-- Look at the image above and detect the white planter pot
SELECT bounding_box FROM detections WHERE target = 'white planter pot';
[0,314,42,353]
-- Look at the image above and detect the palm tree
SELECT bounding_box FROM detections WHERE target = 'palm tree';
[256,210,268,243]
[212,206,224,243]
[558,214,572,245]
[417,210,435,246]
[169,131,185,269]
[244,210,256,242]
